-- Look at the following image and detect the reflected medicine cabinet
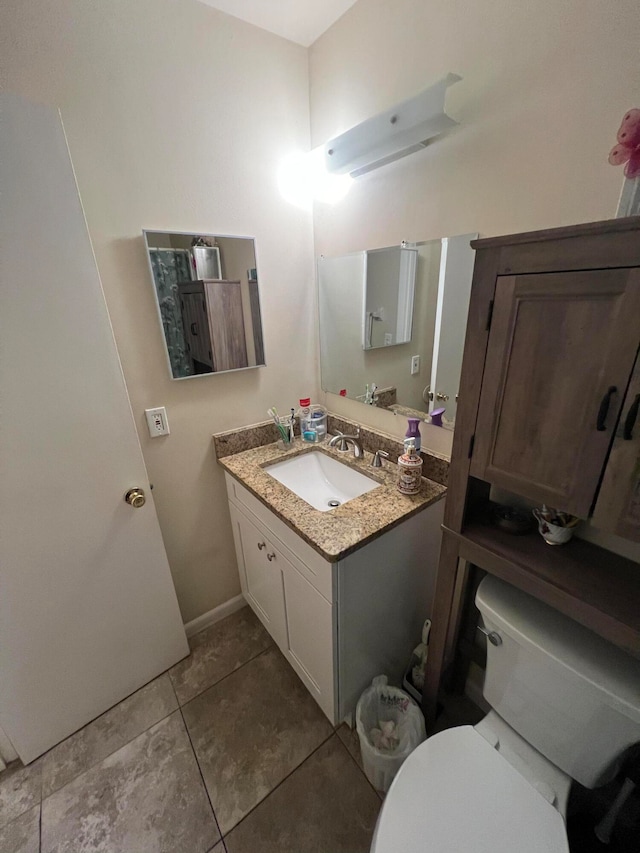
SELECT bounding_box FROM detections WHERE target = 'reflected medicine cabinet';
[363,246,417,350]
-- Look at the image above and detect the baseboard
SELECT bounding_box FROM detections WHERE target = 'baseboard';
[183,594,246,639]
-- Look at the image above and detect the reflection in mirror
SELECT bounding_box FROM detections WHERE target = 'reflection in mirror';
[318,234,476,428]
[143,231,265,379]
[364,246,417,349]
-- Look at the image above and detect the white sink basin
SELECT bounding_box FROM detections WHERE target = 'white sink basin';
[265,451,380,511]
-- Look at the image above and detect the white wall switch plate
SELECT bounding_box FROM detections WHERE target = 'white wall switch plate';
[384,333,393,345]
[411,355,420,375]
[145,407,170,437]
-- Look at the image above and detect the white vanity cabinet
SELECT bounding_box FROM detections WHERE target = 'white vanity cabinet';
[225,473,444,724]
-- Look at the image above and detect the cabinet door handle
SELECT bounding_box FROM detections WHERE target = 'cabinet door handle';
[257,542,266,550]
[190,322,198,336]
[266,552,276,561]
[596,386,617,431]
[623,394,640,440]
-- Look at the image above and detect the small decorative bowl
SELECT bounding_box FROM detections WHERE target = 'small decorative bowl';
[532,508,578,545]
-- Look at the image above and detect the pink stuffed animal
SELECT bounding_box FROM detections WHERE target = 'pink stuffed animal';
[609,109,640,179]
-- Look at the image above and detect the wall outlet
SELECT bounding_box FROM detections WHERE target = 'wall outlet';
[410,355,420,375]
[384,333,393,346]
[145,407,170,437]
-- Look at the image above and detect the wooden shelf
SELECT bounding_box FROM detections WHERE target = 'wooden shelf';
[446,515,640,659]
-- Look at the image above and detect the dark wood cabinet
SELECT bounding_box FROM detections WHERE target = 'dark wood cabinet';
[423,217,640,727]
[470,268,640,516]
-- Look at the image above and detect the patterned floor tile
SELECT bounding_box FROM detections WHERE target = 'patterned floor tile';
[182,646,332,834]
[169,607,272,705]
[225,736,380,853]
[0,759,42,830]
[0,803,40,853]
[41,711,218,853]
[41,674,177,797]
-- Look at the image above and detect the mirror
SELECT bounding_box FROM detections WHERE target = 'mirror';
[143,230,265,379]
[318,234,476,427]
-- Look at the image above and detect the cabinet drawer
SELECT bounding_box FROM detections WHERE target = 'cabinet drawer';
[225,473,334,602]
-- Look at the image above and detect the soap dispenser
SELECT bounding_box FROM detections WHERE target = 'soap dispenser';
[397,441,423,495]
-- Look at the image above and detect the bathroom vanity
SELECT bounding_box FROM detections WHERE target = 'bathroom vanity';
[216,428,446,724]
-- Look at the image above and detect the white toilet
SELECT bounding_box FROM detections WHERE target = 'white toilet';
[371,575,640,853]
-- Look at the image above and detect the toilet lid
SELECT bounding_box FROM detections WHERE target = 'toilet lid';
[371,726,569,853]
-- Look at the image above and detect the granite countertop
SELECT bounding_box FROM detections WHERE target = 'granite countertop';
[217,438,447,562]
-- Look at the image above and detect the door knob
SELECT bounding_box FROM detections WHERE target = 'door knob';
[124,488,146,508]
[436,391,449,402]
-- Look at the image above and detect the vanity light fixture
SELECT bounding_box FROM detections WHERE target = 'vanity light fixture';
[323,73,462,178]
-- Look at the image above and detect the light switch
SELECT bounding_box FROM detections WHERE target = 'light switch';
[145,407,170,437]
[411,355,420,375]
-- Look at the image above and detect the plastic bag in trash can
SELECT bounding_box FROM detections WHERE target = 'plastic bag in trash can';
[355,675,426,792]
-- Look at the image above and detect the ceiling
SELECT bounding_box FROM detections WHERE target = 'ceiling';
[196,0,357,47]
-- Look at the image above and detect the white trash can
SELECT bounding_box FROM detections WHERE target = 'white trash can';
[355,675,426,793]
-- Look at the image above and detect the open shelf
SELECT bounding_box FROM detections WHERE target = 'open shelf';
[446,510,640,658]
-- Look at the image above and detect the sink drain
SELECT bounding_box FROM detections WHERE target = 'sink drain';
[327,499,341,508]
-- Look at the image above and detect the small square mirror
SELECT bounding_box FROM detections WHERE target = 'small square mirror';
[143,230,265,379]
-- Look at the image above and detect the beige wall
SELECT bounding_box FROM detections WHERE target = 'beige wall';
[310,0,640,456]
[1,0,317,623]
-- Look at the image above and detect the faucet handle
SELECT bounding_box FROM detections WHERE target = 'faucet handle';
[371,449,389,468]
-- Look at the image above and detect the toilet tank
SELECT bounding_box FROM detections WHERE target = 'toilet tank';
[476,576,640,788]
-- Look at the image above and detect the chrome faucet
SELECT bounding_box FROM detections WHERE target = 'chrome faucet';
[328,428,364,458]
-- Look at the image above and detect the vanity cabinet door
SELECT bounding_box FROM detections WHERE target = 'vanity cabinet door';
[228,505,288,652]
[282,563,335,721]
[470,269,640,517]
[592,352,640,541]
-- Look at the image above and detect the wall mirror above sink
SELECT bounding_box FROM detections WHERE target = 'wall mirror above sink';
[318,233,476,428]
[143,230,266,379]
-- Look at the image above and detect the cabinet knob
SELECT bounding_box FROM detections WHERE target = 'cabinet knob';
[257,542,266,550]
[266,552,276,561]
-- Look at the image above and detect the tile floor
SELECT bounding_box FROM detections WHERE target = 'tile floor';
[1,606,388,853]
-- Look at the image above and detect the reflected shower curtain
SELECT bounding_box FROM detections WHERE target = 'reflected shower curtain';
[149,249,192,377]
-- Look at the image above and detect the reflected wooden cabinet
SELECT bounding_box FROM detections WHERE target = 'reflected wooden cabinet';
[178,279,248,373]
[470,268,640,517]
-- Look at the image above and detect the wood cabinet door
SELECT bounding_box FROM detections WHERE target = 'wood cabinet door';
[205,280,248,371]
[592,351,640,541]
[471,269,640,516]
